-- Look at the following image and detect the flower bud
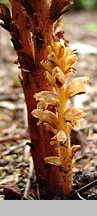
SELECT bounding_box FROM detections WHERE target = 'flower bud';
[60,54,77,73]
[41,59,54,73]
[52,66,65,85]
[65,47,72,57]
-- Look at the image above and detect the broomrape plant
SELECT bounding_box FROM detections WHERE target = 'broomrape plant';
[0,0,88,199]
[32,37,88,198]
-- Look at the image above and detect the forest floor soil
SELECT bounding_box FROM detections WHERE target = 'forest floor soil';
[0,10,97,200]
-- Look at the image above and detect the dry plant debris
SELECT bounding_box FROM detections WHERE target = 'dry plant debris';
[0,9,97,199]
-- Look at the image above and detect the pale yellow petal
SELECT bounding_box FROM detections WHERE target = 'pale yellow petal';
[31,109,59,128]
[49,37,64,57]
[60,54,77,73]
[47,44,52,54]
[44,156,62,166]
[65,47,72,56]
[58,46,64,58]
[43,122,58,134]
[34,91,59,109]
[64,107,84,127]
[50,130,67,145]
[41,59,54,73]
[48,52,59,65]
[36,101,46,109]
[65,77,88,99]
[44,71,54,85]
[52,66,65,85]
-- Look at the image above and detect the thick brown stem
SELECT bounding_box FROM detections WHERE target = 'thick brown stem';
[11,0,61,199]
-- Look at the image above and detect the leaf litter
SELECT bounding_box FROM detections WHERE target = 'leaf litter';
[1,10,97,199]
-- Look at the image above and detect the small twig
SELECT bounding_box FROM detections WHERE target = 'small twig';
[0,134,27,144]
[23,157,34,199]
[72,178,97,197]
[0,143,25,158]
[76,191,86,200]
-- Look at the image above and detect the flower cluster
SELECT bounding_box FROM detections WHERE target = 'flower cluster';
[32,36,88,195]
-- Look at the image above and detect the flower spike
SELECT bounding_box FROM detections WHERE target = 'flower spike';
[32,36,88,198]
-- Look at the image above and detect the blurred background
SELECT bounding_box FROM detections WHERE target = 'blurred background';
[1,0,97,10]
[2,0,97,9]
[73,0,97,10]
[0,0,97,199]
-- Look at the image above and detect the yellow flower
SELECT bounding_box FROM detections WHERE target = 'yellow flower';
[47,37,64,57]
[34,90,59,109]
[41,38,78,82]
[50,130,67,146]
[41,59,54,73]
[64,107,84,127]
[52,66,65,85]
[65,77,88,99]
[32,109,59,129]
[59,53,77,74]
